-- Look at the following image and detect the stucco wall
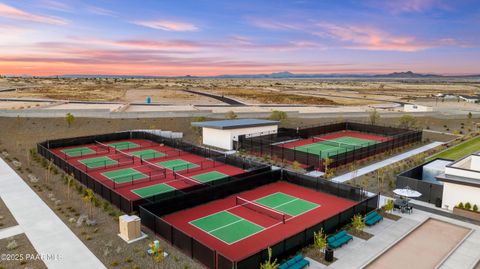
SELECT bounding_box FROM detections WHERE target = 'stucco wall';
[202,125,277,150]
[442,182,480,210]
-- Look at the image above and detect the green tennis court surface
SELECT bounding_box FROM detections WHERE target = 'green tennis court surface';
[157,159,198,171]
[61,147,95,157]
[130,149,165,159]
[191,171,228,183]
[101,168,147,183]
[295,136,377,158]
[190,211,264,244]
[108,141,139,150]
[79,156,117,168]
[255,192,319,216]
[132,183,175,198]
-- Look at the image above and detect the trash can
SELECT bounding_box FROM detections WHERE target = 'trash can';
[146,96,151,104]
[435,198,442,208]
[325,248,334,262]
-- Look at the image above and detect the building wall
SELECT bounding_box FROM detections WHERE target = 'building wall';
[202,128,234,150]
[442,182,480,210]
[202,125,278,150]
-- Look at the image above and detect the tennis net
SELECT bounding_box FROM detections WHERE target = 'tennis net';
[312,137,357,150]
[115,148,134,161]
[94,141,111,152]
[174,172,203,186]
[142,159,166,177]
[235,196,286,223]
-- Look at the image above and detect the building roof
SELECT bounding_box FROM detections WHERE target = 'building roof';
[436,173,480,188]
[191,119,279,130]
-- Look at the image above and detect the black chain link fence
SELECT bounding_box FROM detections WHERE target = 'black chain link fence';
[37,131,268,213]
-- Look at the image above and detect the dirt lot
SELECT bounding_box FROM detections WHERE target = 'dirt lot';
[0,198,17,229]
[2,77,478,106]
[0,233,47,269]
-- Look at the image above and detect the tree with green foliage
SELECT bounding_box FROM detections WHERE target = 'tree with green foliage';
[465,202,472,210]
[268,110,288,124]
[468,112,473,120]
[369,109,380,125]
[351,214,365,233]
[260,247,279,269]
[225,110,238,120]
[473,204,478,212]
[65,112,75,128]
[384,199,394,213]
[397,114,418,129]
[313,229,327,255]
[457,202,464,209]
[83,189,97,218]
[323,157,334,179]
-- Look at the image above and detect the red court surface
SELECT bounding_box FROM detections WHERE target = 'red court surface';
[163,181,357,261]
[280,130,390,149]
[50,139,245,202]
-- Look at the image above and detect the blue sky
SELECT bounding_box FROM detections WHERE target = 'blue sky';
[0,0,479,75]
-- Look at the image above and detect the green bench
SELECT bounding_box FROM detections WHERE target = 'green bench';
[365,211,383,226]
[327,230,353,249]
[278,254,309,269]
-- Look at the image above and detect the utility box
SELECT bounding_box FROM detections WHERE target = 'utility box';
[119,215,141,241]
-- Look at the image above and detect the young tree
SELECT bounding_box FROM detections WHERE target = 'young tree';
[268,110,288,124]
[397,114,417,129]
[260,247,279,269]
[83,189,97,218]
[65,112,75,128]
[45,159,53,183]
[225,110,238,120]
[313,229,327,255]
[384,199,394,213]
[369,109,380,125]
[149,241,165,266]
[66,173,74,200]
[351,214,365,233]
[323,157,334,179]
[376,168,385,193]
[292,160,301,171]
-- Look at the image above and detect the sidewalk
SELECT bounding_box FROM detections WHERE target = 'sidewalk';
[0,158,106,269]
[331,142,444,183]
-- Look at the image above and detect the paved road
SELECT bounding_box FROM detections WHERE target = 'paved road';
[184,89,246,105]
[0,158,106,269]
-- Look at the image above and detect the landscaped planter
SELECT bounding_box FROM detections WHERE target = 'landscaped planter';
[453,207,480,221]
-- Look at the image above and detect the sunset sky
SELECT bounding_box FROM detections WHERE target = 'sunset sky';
[0,0,479,76]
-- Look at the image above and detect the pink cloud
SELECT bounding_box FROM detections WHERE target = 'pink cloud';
[86,6,117,17]
[133,20,198,31]
[0,3,67,25]
[385,0,438,13]
[314,22,454,52]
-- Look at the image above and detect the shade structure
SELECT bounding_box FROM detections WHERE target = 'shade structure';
[393,186,422,198]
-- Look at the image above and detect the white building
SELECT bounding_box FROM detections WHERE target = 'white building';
[403,104,433,112]
[437,153,480,210]
[191,119,279,150]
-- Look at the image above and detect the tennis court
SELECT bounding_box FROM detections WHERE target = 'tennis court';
[101,167,147,184]
[157,159,199,171]
[295,136,379,158]
[188,191,320,245]
[61,147,95,157]
[255,192,319,216]
[132,183,176,198]
[190,211,264,244]
[165,181,354,261]
[108,141,139,150]
[79,156,117,169]
[130,149,165,159]
[191,171,228,183]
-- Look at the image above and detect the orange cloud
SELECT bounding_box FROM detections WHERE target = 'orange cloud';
[133,20,198,31]
[0,3,67,25]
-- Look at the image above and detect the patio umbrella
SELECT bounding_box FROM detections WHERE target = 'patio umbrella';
[393,186,422,198]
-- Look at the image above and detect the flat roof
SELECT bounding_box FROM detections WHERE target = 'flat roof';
[191,119,279,130]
